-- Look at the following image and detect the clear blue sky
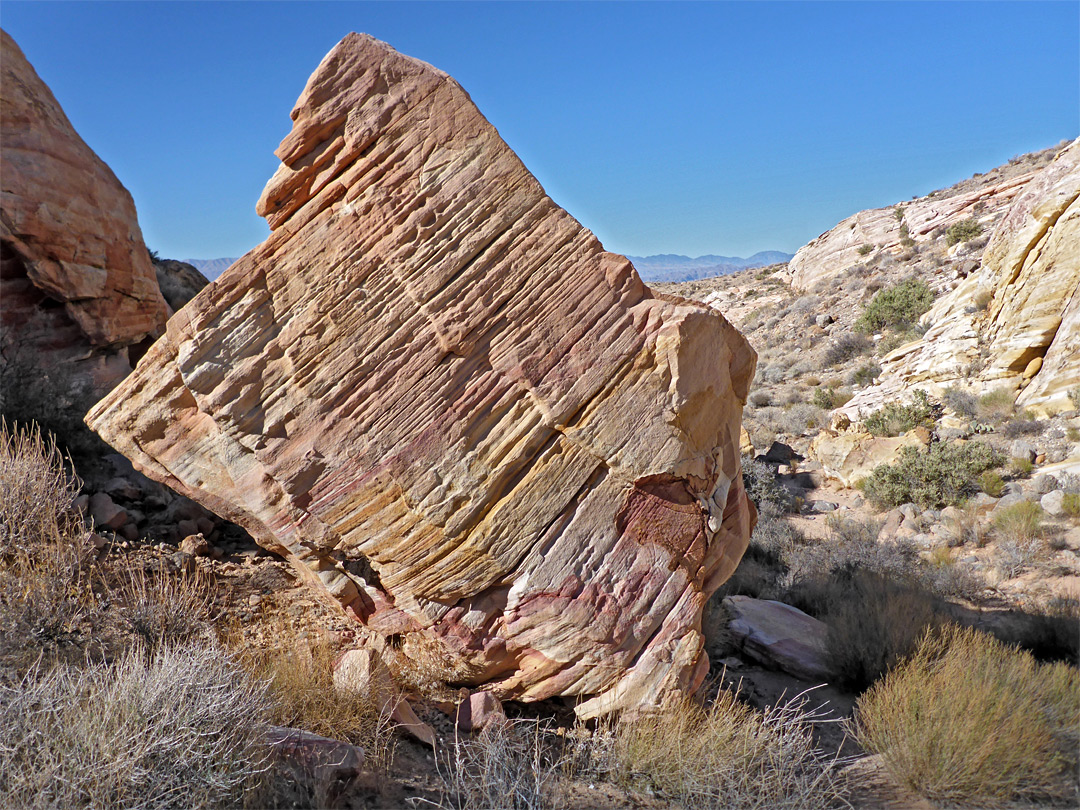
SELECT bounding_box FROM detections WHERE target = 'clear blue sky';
[3,1,1077,260]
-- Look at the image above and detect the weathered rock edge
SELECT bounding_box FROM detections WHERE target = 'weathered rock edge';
[1,29,168,396]
[87,33,757,717]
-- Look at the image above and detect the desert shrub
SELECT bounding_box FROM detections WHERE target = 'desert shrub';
[850,362,881,387]
[855,279,934,333]
[1001,412,1042,438]
[107,563,216,655]
[790,295,820,315]
[856,244,873,256]
[748,390,771,407]
[874,326,922,356]
[811,386,851,410]
[603,691,849,810]
[741,455,791,518]
[0,642,273,810]
[1009,456,1034,477]
[1063,492,1080,517]
[973,289,993,311]
[854,625,1079,805]
[942,386,977,418]
[863,390,939,437]
[779,403,826,435]
[1069,386,1080,411]
[977,387,1015,422]
[822,332,871,366]
[979,470,1005,497]
[823,570,946,691]
[861,441,1003,509]
[438,719,562,810]
[945,218,983,246]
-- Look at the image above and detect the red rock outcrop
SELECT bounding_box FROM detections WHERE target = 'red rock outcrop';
[87,33,756,717]
[1,29,168,396]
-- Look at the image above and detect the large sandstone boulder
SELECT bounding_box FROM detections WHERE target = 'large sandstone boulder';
[87,33,757,717]
[0,30,168,398]
[808,428,929,488]
[841,140,1080,418]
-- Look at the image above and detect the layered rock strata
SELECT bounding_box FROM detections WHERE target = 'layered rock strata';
[88,33,757,717]
[842,140,1080,418]
[0,30,167,396]
[785,170,1042,293]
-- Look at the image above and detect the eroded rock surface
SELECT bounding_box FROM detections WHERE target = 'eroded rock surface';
[842,140,1080,418]
[784,173,1037,292]
[0,29,167,396]
[88,33,756,717]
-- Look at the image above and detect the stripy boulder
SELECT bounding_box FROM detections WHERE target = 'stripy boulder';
[0,29,168,398]
[87,33,757,717]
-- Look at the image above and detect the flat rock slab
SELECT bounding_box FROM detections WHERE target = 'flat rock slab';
[88,33,756,719]
[724,595,831,681]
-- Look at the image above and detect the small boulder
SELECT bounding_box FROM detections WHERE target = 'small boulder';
[89,492,128,530]
[815,314,833,329]
[266,725,365,787]
[176,518,199,538]
[455,691,506,733]
[723,595,830,681]
[1033,474,1059,494]
[809,500,838,514]
[1040,490,1066,517]
[1010,440,1037,464]
[180,533,210,557]
[103,476,142,501]
[764,441,803,465]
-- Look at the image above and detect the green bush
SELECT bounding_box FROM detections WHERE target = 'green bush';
[863,390,939,437]
[811,387,851,410]
[1063,492,1080,518]
[945,218,983,246]
[993,501,1043,543]
[862,441,1003,509]
[851,362,882,387]
[857,244,874,256]
[855,279,934,333]
[822,333,872,366]
[979,470,1005,497]
[854,625,1079,805]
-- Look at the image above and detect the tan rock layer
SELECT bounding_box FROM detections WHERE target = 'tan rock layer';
[0,29,167,394]
[88,33,757,717]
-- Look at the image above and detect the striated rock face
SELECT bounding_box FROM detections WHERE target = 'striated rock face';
[807,428,929,489]
[841,140,1080,419]
[785,173,1038,293]
[88,33,757,717]
[0,30,168,396]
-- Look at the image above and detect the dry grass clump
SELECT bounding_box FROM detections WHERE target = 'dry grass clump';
[236,621,396,772]
[854,624,1079,806]
[0,641,273,810]
[0,422,99,672]
[977,387,1016,422]
[600,691,849,810]
[992,500,1043,543]
[436,719,563,810]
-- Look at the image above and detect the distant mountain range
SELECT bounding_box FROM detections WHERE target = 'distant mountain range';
[627,251,793,283]
[183,251,794,284]
[183,258,237,280]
